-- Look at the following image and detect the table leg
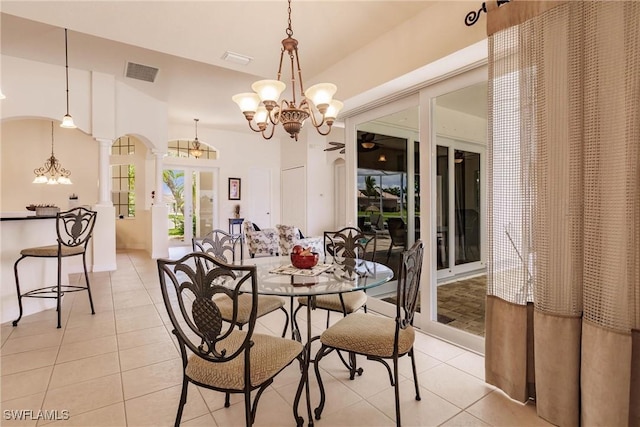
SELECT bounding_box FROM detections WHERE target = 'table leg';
[292,296,315,426]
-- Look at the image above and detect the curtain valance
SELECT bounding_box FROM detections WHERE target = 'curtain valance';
[487,0,568,35]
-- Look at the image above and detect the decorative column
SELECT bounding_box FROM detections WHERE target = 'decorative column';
[92,138,117,272]
[96,138,113,206]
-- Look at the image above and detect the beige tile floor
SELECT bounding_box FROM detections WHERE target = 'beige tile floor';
[1,250,551,427]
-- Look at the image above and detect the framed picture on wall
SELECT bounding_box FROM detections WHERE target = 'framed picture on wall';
[228,178,241,200]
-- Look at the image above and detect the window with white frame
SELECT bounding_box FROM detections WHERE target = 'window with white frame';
[112,164,135,218]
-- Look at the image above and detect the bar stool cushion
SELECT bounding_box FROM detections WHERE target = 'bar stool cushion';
[213,293,285,324]
[297,291,367,313]
[186,330,303,389]
[20,244,85,257]
[320,312,415,357]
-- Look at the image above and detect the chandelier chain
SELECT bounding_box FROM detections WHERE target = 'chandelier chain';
[50,121,55,155]
[286,0,293,37]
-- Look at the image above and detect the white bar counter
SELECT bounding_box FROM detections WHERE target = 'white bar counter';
[1,212,82,324]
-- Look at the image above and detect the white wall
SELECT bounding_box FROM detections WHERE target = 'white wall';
[1,119,99,211]
[1,55,167,154]
[313,1,486,101]
[306,126,343,236]
[1,56,92,133]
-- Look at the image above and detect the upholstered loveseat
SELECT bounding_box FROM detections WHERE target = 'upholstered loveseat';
[243,221,279,258]
[275,224,324,256]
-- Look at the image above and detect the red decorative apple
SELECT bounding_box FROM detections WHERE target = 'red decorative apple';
[292,245,304,255]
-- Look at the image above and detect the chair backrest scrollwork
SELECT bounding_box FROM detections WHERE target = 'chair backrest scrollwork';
[157,252,257,363]
[56,207,97,248]
[193,229,243,263]
[324,227,376,261]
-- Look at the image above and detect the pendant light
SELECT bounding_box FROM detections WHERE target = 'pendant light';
[60,28,76,128]
[189,119,203,158]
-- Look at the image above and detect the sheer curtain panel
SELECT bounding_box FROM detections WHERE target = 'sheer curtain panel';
[485,1,640,426]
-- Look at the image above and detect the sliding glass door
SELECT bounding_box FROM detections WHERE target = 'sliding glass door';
[350,98,420,317]
[423,71,487,352]
[436,139,484,279]
[346,67,487,353]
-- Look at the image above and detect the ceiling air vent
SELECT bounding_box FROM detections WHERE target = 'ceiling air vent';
[125,62,159,83]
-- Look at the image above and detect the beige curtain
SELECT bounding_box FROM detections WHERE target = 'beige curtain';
[485,1,640,426]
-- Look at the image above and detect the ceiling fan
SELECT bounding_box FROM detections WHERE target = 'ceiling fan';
[324,132,395,154]
[324,141,345,154]
[358,132,378,150]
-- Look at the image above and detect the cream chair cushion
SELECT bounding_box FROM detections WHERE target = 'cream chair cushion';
[186,330,302,390]
[297,291,367,313]
[20,245,85,257]
[320,312,415,357]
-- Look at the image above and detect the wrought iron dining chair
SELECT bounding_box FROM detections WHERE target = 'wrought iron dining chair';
[13,207,97,328]
[192,229,289,337]
[157,252,304,427]
[294,227,377,329]
[386,217,407,264]
[313,240,424,427]
[292,227,376,378]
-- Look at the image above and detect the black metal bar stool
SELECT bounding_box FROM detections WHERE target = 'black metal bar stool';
[13,207,98,328]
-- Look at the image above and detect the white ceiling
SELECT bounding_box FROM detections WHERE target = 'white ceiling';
[1,1,441,132]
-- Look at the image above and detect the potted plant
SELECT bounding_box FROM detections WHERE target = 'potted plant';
[234,204,241,218]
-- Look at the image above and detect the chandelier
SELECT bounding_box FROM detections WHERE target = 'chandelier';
[33,121,72,185]
[189,118,203,158]
[232,0,343,141]
[60,28,76,128]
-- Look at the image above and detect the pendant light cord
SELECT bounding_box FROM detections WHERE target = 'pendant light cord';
[64,28,70,115]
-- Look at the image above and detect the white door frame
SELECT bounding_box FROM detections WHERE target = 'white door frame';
[435,137,486,281]
[162,162,220,246]
[419,65,487,354]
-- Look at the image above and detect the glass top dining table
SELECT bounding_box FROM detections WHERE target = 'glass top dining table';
[237,255,394,427]
[232,255,394,298]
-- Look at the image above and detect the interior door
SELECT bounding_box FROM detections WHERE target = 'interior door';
[249,168,272,228]
[281,166,306,230]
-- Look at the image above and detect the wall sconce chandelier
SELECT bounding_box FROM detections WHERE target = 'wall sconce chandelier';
[33,121,72,185]
[232,0,343,141]
[60,28,76,128]
[189,118,203,158]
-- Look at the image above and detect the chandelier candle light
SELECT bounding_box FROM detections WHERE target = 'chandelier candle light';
[33,121,72,185]
[232,0,343,141]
